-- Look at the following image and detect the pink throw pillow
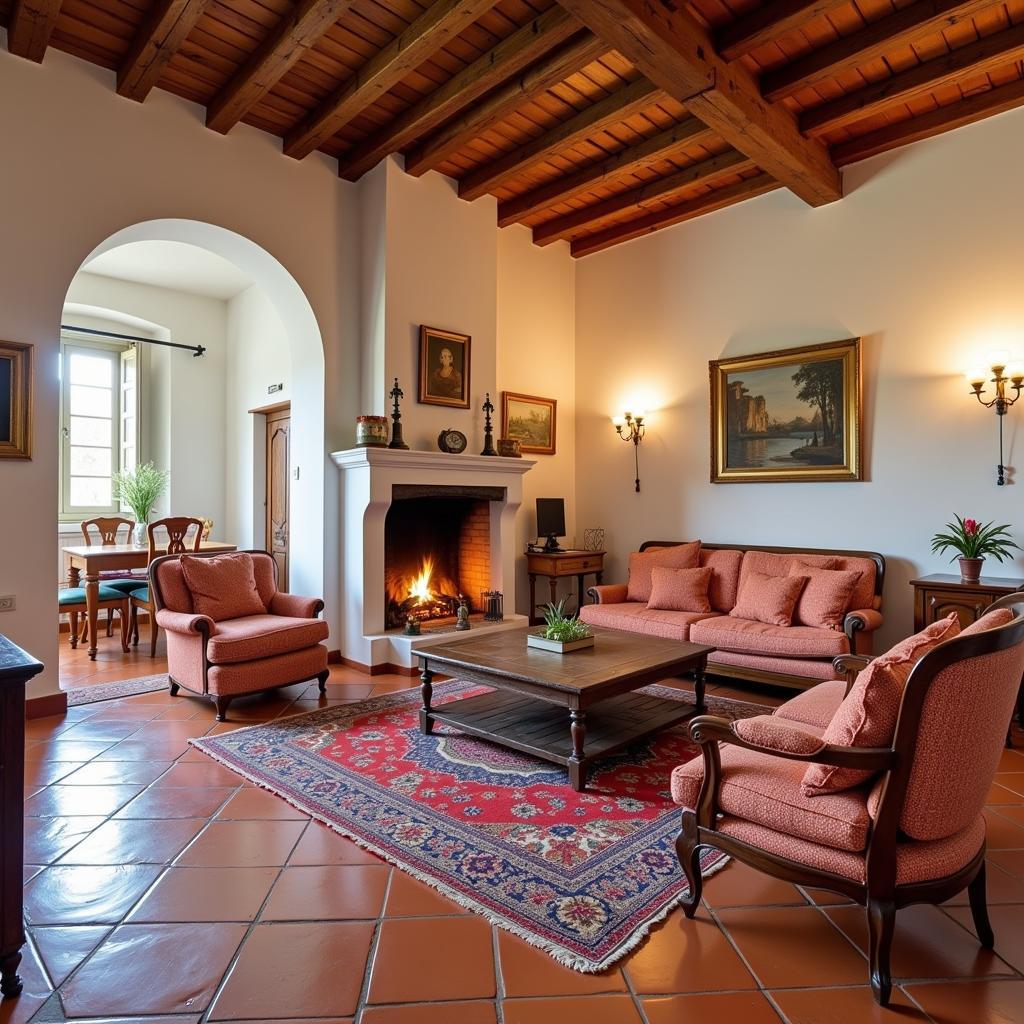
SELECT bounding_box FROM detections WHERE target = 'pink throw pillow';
[731,571,808,627]
[802,612,961,796]
[789,562,862,631]
[180,553,266,622]
[647,566,713,613]
[960,608,1014,635]
[627,541,701,603]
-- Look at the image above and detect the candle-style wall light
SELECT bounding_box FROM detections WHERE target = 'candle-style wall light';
[612,411,646,492]
[965,352,1023,486]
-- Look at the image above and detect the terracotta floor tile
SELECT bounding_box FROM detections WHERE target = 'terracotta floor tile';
[623,908,758,994]
[984,809,1024,849]
[367,917,496,1003]
[92,739,192,762]
[946,903,1024,974]
[800,887,855,906]
[58,818,207,865]
[152,760,244,787]
[997,748,1024,772]
[215,786,310,820]
[361,1003,496,1024]
[30,924,109,985]
[127,866,279,922]
[288,822,385,866]
[209,922,374,1020]
[716,906,867,989]
[58,760,174,786]
[25,784,144,817]
[945,861,1024,905]
[24,864,161,925]
[643,991,783,1024]
[115,786,236,819]
[383,871,470,917]
[771,986,928,1023]
[993,805,1024,827]
[501,995,643,1024]
[60,923,248,1017]
[905,978,1024,1023]
[988,783,1024,805]
[996,773,1024,798]
[23,816,105,864]
[0,940,51,1024]
[702,860,807,909]
[57,720,142,742]
[25,739,115,761]
[23,760,85,787]
[991,850,1024,880]
[175,820,306,867]
[497,931,627,997]
[261,864,389,920]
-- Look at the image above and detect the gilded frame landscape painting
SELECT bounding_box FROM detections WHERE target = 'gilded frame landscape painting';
[710,339,862,484]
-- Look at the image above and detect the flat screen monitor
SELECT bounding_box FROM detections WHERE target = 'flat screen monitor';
[536,498,566,542]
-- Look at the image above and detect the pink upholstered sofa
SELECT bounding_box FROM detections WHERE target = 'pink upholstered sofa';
[580,541,885,689]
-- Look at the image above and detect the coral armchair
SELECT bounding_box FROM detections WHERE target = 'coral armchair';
[674,594,1024,1005]
[150,549,329,720]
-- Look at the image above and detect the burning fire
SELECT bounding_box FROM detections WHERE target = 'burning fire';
[409,558,434,604]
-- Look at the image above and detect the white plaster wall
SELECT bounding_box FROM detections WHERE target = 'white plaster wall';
[574,106,1024,649]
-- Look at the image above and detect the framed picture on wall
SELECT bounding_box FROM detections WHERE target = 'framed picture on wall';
[0,340,33,460]
[502,392,557,455]
[418,326,471,408]
[709,338,862,483]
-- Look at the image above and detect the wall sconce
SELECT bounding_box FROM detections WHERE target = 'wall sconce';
[966,352,1023,486]
[613,411,645,492]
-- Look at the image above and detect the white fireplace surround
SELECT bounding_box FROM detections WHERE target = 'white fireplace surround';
[331,447,535,669]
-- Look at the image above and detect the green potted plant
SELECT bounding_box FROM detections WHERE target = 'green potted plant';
[527,598,595,653]
[930,515,1020,583]
[112,462,170,547]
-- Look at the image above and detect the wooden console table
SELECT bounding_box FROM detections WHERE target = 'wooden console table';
[526,549,605,625]
[0,635,43,999]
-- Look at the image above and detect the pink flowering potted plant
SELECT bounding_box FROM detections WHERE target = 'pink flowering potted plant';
[931,515,1020,583]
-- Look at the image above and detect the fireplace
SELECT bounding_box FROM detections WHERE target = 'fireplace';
[383,485,499,629]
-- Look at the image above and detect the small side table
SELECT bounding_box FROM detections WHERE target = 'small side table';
[527,550,605,625]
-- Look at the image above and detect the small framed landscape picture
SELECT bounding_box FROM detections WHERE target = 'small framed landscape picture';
[502,392,556,455]
[419,326,471,408]
[0,340,33,460]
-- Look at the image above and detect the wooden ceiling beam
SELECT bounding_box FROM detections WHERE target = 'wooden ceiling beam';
[832,76,1024,165]
[402,31,608,177]
[717,0,849,61]
[458,77,661,202]
[117,0,214,102]
[7,0,62,62]
[497,116,717,226]
[206,0,358,135]
[556,0,841,206]
[570,173,781,257]
[284,0,500,160]
[533,149,755,245]
[763,0,998,102]
[337,7,578,182]
[802,20,1024,134]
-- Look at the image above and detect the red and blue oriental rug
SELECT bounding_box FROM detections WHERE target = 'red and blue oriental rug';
[192,680,766,971]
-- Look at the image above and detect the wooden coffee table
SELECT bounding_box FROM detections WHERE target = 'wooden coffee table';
[417,626,713,791]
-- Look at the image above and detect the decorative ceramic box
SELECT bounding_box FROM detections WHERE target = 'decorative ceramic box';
[356,415,389,447]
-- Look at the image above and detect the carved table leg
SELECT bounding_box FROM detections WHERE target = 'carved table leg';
[528,574,537,626]
[569,709,587,791]
[85,571,100,660]
[694,657,707,715]
[0,949,23,998]
[419,665,434,735]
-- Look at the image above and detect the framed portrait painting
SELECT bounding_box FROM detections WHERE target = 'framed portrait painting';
[0,340,33,460]
[419,326,470,408]
[710,338,862,483]
[502,392,556,455]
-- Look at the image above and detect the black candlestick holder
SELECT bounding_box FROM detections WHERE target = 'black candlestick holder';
[480,392,497,456]
[388,377,410,450]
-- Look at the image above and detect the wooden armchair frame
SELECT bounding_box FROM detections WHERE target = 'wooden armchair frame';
[677,594,1024,1005]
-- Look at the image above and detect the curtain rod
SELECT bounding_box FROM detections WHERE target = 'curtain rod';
[60,323,206,357]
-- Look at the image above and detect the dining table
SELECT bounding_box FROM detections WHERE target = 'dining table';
[62,541,237,659]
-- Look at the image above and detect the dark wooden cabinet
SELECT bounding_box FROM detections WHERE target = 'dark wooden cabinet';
[527,550,605,625]
[0,636,43,999]
[911,573,1024,631]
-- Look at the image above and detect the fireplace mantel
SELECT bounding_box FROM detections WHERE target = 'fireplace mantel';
[331,446,536,670]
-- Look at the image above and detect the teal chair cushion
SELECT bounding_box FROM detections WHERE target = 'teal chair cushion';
[101,578,149,595]
[58,586,129,606]
[131,587,150,604]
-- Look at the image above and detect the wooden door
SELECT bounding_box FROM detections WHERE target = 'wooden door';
[265,406,290,590]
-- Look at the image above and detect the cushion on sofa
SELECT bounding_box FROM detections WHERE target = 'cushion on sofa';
[626,541,701,603]
[180,553,266,621]
[697,548,744,612]
[671,740,872,852]
[689,616,850,659]
[731,571,809,627]
[774,679,848,730]
[707,650,840,681]
[802,612,961,797]
[206,614,329,664]
[647,566,712,613]
[789,563,862,630]
[740,550,879,613]
[578,601,716,641]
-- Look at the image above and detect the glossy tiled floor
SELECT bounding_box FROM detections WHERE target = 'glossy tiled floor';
[9,643,1024,1024]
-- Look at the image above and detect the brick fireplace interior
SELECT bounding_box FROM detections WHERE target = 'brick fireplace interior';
[383,485,500,630]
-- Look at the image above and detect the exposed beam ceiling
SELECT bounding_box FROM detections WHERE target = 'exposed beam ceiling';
[284,0,500,160]
[337,6,578,181]
[7,0,62,62]
[556,0,842,207]
[717,0,849,61]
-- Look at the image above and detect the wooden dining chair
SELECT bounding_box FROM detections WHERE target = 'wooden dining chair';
[130,517,204,656]
[59,585,130,653]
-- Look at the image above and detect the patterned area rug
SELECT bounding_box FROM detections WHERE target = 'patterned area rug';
[65,674,169,706]
[193,680,768,972]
